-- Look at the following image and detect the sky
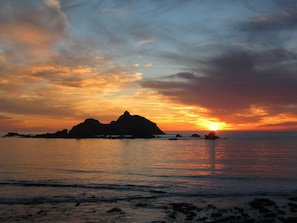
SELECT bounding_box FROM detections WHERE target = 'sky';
[1,0,297,132]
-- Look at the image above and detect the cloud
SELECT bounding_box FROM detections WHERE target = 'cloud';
[241,9,297,32]
[0,0,142,125]
[238,3,297,46]
[0,59,142,119]
[139,1,297,129]
[0,1,69,44]
[0,96,74,118]
[144,63,153,68]
[0,0,70,66]
[259,121,297,130]
[45,0,61,9]
[135,37,156,45]
[141,48,297,127]
[0,115,29,132]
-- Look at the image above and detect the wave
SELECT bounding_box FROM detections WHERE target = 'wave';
[52,167,297,182]
[1,178,296,206]
[0,188,295,206]
[1,179,296,194]
[0,180,168,193]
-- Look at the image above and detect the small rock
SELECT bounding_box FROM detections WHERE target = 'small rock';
[206,204,216,209]
[106,207,125,214]
[36,210,44,215]
[135,203,147,207]
[171,203,197,213]
[191,133,200,138]
[197,217,207,222]
[263,212,276,218]
[234,207,244,213]
[250,198,276,207]
[185,211,196,220]
[249,198,277,213]
[24,214,33,219]
[277,209,285,215]
[288,202,297,212]
[168,212,176,219]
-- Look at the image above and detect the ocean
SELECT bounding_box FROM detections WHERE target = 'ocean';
[0,131,297,222]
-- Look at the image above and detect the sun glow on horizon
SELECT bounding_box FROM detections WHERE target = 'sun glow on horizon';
[198,119,229,131]
[209,122,219,131]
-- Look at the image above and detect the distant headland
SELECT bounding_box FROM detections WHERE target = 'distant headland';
[3,111,165,139]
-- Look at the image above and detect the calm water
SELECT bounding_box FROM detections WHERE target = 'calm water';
[0,131,297,222]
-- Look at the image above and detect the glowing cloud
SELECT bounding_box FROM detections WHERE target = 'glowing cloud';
[135,37,156,45]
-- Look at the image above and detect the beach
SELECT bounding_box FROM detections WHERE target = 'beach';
[1,194,296,222]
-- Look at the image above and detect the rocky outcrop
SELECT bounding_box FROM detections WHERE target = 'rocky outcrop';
[191,133,201,138]
[3,132,32,138]
[68,111,164,138]
[68,119,106,138]
[115,111,164,138]
[205,131,220,140]
[34,129,68,138]
[2,111,164,139]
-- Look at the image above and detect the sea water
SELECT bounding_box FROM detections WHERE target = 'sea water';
[0,131,296,222]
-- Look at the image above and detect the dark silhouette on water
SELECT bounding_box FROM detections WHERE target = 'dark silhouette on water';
[4,111,164,139]
[3,132,33,138]
[205,131,220,140]
[191,133,201,138]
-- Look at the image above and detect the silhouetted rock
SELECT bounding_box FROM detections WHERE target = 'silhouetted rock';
[205,131,220,140]
[249,198,277,213]
[67,111,164,138]
[4,111,164,139]
[3,132,32,138]
[34,129,68,138]
[106,207,125,214]
[68,118,104,138]
[176,134,182,137]
[191,133,201,138]
[114,111,164,138]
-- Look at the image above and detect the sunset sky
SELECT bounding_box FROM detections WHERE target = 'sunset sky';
[1,0,297,132]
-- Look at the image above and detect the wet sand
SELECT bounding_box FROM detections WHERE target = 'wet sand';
[1,195,296,222]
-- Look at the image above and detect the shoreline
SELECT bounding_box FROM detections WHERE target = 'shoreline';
[1,194,296,222]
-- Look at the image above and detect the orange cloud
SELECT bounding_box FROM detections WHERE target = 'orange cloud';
[135,37,156,45]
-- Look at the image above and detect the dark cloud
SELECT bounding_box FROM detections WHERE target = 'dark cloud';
[259,122,297,129]
[238,3,297,46]
[241,9,297,33]
[142,48,297,124]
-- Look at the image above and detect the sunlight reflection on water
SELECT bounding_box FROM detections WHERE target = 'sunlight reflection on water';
[0,134,297,194]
